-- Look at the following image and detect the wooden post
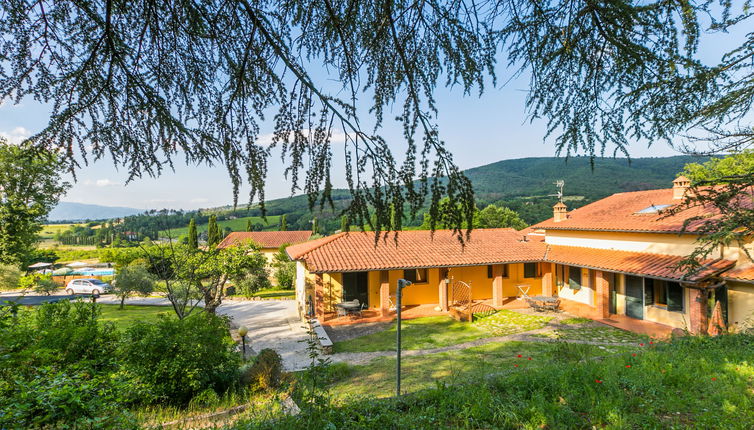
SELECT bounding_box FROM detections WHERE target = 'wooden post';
[439,268,449,311]
[380,270,390,316]
[492,264,504,307]
[314,273,325,318]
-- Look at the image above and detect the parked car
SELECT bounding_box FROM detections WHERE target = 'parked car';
[65,278,113,295]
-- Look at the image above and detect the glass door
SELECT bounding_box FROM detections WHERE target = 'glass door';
[625,275,644,319]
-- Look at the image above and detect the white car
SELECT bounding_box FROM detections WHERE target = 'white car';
[65,278,113,296]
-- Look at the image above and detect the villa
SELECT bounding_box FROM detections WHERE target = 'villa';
[285,177,754,335]
[218,230,312,281]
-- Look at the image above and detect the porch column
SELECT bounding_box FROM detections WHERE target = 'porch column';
[492,264,504,307]
[439,268,449,311]
[541,263,554,297]
[689,288,709,335]
[314,273,325,319]
[595,270,609,318]
[380,270,390,316]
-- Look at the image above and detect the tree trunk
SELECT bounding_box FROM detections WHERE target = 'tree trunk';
[119,295,126,309]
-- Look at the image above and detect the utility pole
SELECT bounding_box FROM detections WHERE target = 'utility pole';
[396,278,412,397]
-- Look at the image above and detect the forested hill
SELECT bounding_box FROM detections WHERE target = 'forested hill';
[464,155,706,203]
[205,155,709,231]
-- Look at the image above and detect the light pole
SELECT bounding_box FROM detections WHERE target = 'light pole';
[238,325,249,360]
[396,278,412,397]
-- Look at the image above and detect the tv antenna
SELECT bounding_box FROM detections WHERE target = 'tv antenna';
[549,180,565,202]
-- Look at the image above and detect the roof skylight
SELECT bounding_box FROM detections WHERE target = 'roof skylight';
[635,204,672,214]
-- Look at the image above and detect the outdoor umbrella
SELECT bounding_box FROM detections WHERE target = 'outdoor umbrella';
[66,261,89,268]
[707,300,725,336]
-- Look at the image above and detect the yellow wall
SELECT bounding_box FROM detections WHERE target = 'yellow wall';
[545,230,704,257]
[728,281,754,332]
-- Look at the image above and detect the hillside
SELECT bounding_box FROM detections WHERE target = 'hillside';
[47,202,144,222]
[215,155,709,229]
[105,155,709,235]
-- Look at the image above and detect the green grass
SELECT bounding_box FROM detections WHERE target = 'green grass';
[252,288,294,299]
[247,334,754,429]
[162,215,282,237]
[38,223,83,240]
[328,340,625,399]
[560,317,592,325]
[98,304,174,329]
[333,316,491,353]
[474,309,553,336]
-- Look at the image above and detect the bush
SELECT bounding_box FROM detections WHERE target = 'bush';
[18,272,58,295]
[0,300,130,428]
[241,348,284,391]
[0,263,22,290]
[117,311,241,404]
[272,245,295,289]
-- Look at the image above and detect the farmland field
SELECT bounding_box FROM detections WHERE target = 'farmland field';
[161,215,282,237]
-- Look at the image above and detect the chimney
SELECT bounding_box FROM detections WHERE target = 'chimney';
[553,201,568,222]
[673,176,690,200]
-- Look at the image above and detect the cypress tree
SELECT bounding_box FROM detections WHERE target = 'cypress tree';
[311,217,318,234]
[340,215,349,232]
[187,218,198,249]
[207,215,221,247]
[280,214,287,231]
[246,219,253,232]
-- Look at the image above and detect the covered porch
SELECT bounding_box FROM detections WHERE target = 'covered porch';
[311,263,548,323]
[320,297,531,326]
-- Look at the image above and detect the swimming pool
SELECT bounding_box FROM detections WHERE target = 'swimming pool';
[71,268,115,276]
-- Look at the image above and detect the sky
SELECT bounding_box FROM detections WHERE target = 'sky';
[1,15,745,211]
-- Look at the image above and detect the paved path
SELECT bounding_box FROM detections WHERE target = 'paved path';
[217,300,311,371]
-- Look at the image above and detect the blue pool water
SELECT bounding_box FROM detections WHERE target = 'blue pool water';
[72,269,115,276]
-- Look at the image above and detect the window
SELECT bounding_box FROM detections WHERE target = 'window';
[403,268,429,284]
[635,204,672,214]
[568,266,582,290]
[524,263,538,279]
[486,265,510,278]
[647,279,684,312]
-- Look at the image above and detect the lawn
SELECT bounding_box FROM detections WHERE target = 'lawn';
[251,288,294,300]
[328,340,625,399]
[250,334,754,429]
[333,316,491,353]
[98,304,174,329]
[474,309,553,335]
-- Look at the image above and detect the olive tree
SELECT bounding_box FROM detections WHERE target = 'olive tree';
[113,262,157,309]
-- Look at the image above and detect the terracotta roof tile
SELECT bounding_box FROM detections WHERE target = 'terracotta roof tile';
[533,188,726,233]
[217,231,312,249]
[721,264,754,283]
[286,229,545,273]
[545,244,734,282]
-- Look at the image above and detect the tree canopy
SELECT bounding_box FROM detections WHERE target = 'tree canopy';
[1,1,752,238]
[0,140,70,264]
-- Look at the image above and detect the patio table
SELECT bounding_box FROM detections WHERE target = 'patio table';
[336,301,363,317]
[526,295,560,312]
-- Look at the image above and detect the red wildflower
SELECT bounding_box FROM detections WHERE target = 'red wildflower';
[639,343,644,346]
[528,357,532,360]
[632,353,636,357]
[517,354,522,358]
[514,364,519,367]
[711,377,717,381]
[649,341,654,345]
[625,365,631,368]
[595,379,603,384]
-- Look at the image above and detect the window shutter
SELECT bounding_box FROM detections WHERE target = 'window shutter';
[667,282,684,312]
[644,279,654,305]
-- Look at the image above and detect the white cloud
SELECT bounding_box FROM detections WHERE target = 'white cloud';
[0,126,32,144]
[82,178,121,187]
